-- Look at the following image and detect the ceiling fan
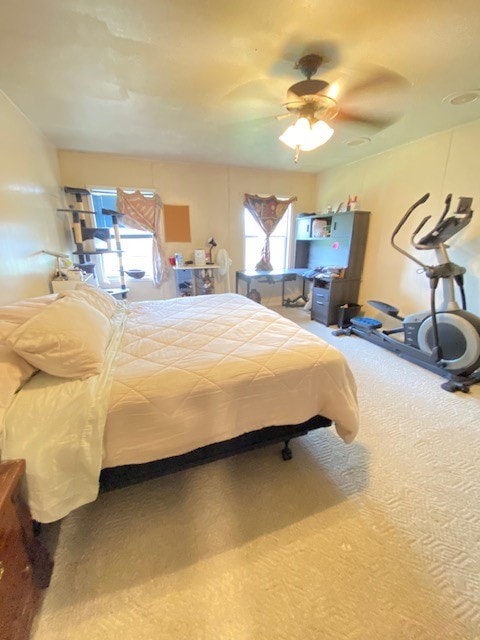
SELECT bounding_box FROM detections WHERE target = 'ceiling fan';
[276,53,408,161]
[282,54,339,120]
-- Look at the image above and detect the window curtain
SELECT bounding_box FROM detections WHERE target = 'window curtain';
[116,189,169,286]
[244,194,297,271]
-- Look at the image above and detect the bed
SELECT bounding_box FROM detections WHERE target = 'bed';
[1,288,359,523]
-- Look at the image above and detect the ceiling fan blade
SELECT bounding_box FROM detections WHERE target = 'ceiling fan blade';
[244,114,290,125]
[217,82,287,127]
[222,76,288,108]
[219,113,289,134]
[335,108,401,130]
[339,67,410,105]
[331,65,410,132]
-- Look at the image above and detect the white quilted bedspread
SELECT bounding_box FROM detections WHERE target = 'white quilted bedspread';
[3,294,359,522]
[103,294,359,467]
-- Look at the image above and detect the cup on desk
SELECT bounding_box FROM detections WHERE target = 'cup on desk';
[174,253,184,267]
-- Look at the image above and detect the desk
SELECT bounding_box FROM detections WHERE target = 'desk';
[235,269,311,306]
[173,265,220,296]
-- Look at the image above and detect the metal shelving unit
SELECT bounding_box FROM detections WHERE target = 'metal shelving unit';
[173,265,220,296]
[59,187,129,299]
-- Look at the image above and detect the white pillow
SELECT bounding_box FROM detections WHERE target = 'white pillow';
[0,341,37,410]
[0,293,58,324]
[0,291,110,405]
[59,283,118,319]
[7,297,111,379]
[0,296,59,412]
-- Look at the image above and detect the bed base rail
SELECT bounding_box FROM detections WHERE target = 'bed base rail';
[100,415,331,491]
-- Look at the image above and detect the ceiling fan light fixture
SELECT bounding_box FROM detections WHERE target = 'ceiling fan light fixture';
[279,117,334,152]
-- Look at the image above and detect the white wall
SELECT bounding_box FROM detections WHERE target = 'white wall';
[3,89,478,315]
[0,92,69,305]
[58,151,317,304]
[316,119,480,317]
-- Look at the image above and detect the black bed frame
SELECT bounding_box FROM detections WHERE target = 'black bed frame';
[99,415,331,491]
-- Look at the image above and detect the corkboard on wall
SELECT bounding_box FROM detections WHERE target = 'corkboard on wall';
[163,204,191,242]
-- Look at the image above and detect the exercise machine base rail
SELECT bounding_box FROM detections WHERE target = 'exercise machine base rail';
[333,323,480,393]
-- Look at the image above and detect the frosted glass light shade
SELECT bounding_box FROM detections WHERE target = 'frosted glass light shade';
[279,117,334,151]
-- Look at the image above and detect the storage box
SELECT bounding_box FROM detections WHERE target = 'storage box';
[312,219,329,238]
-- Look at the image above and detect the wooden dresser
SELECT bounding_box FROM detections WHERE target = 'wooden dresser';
[0,460,53,640]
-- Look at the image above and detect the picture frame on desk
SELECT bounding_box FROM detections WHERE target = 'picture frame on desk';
[194,249,206,266]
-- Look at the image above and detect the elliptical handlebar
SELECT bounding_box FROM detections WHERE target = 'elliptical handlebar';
[409,193,452,250]
[389,192,472,298]
[415,195,473,249]
[391,192,430,242]
[391,193,430,269]
[438,193,453,225]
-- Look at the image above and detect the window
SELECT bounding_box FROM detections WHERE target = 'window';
[243,205,291,271]
[90,189,153,278]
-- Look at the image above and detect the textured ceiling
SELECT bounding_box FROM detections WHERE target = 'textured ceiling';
[1,0,480,172]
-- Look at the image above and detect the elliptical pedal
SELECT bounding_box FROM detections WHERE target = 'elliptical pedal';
[331,316,382,337]
[350,317,383,330]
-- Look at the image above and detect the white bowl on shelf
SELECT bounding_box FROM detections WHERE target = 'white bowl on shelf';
[125,269,146,279]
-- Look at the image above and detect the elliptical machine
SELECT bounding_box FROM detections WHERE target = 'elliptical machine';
[334,193,480,392]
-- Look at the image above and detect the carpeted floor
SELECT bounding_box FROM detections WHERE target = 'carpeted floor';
[32,307,480,640]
